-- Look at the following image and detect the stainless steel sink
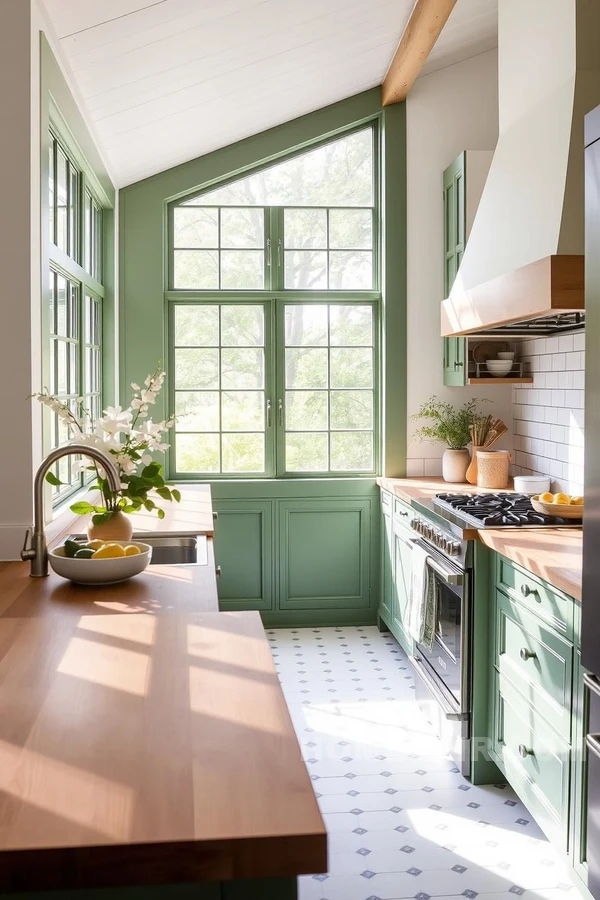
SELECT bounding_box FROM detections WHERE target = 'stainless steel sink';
[142,535,208,566]
[67,533,208,566]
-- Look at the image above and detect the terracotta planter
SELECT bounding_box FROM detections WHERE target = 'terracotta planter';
[442,448,470,483]
[87,511,133,543]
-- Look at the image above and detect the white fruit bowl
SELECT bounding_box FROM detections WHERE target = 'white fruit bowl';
[49,541,152,585]
[530,497,584,519]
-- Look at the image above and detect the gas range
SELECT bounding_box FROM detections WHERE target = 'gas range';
[433,491,583,529]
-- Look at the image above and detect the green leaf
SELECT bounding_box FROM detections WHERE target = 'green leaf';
[45,471,63,486]
[92,511,113,526]
[171,489,181,503]
[157,487,172,501]
[157,508,166,520]
[70,501,96,515]
[141,462,161,479]
[144,499,155,511]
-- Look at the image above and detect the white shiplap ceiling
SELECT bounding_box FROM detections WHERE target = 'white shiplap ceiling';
[41,0,498,187]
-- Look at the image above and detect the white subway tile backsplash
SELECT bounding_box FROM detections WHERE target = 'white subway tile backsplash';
[512,340,585,493]
[559,335,574,353]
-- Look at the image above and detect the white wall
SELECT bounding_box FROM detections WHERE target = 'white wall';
[405,49,513,476]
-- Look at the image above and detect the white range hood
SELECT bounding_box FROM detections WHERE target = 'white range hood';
[442,0,600,336]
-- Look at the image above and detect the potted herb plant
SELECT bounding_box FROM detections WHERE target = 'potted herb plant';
[412,396,487,483]
[33,366,180,540]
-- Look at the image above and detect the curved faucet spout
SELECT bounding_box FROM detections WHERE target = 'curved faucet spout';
[22,444,121,577]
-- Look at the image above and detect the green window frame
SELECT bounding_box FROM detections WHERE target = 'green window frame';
[46,127,106,504]
[166,122,381,480]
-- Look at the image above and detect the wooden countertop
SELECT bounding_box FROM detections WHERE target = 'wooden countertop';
[377,477,582,601]
[0,610,327,891]
[478,528,582,602]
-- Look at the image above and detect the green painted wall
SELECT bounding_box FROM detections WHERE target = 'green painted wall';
[119,90,406,625]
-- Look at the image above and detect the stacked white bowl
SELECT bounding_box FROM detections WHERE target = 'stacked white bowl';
[486,351,514,377]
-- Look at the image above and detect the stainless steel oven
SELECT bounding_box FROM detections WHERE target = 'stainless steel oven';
[408,536,472,776]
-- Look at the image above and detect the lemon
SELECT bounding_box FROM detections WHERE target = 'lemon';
[123,545,141,556]
[553,492,571,505]
[87,539,105,551]
[92,543,126,559]
[570,496,584,505]
[538,492,554,503]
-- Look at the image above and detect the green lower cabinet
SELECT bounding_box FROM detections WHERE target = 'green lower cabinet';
[213,500,274,611]
[278,499,371,613]
[491,673,571,848]
[379,492,394,628]
[571,650,590,892]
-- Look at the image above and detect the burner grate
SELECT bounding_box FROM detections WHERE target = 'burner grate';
[435,492,582,527]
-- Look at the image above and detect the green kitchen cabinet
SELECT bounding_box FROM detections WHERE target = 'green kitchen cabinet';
[391,515,414,655]
[379,490,394,629]
[212,500,274,611]
[278,498,371,613]
[442,150,493,387]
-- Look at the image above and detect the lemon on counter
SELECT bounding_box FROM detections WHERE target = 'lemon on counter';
[123,545,141,556]
[570,495,584,505]
[552,492,571,504]
[92,543,126,559]
[538,492,554,503]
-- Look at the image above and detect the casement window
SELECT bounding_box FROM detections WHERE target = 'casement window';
[168,125,379,478]
[47,129,104,501]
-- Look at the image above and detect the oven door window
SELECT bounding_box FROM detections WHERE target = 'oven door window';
[424,570,463,704]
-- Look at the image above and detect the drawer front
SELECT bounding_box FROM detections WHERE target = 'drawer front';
[496,554,573,637]
[393,496,412,524]
[381,489,392,510]
[497,592,573,740]
[495,674,570,846]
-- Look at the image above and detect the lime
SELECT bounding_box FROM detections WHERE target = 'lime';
[74,548,95,559]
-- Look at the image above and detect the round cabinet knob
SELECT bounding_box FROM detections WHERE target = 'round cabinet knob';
[518,744,534,758]
[520,647,536,661]
[521,583,537,598]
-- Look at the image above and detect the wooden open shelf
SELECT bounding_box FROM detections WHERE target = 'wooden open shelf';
[467,377,533,385]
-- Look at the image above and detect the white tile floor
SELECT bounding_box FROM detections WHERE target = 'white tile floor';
[268,625,582,900]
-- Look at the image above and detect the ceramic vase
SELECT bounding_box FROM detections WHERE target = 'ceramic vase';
[87,510,133,542]
[442,448,470,483]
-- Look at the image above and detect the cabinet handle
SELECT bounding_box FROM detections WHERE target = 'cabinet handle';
[520,647,536,661]
[518,744,534,758]
[454,361,464,368]
[212,511,218,521]
[398,510,408,517]
[520,583,538,598]
[215,566,222,578]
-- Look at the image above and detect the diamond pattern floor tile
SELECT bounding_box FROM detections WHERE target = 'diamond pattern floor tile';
[269,626,581,900]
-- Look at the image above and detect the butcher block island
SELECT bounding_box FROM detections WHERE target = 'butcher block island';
[0,486,326,896]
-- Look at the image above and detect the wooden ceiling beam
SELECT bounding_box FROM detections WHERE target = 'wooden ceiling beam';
[382,0,457,106]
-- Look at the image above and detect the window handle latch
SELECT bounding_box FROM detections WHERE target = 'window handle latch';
[277,238,282,267]
[266,398,272,427]
[278,398,283,426]
[266,237,271,267]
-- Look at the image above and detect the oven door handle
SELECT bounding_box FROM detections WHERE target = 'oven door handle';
[587,733,600,760]
[410,654,469,721]
[426,555,463,586]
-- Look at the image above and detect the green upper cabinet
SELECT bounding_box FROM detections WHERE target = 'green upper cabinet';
[442,150,493,387]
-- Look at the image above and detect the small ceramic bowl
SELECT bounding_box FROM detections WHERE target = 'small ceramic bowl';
[485,359,513,377]
[497,351,515,361]
[49,541,152,584]
[530,497,584,519]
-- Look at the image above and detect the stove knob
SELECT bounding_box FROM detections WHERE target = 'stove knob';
[449,541,461,556]
[434,531,443,547]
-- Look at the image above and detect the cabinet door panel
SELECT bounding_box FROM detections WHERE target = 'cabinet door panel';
[278,499,371,610]
[213,500,273,610]
[392,519,415,652]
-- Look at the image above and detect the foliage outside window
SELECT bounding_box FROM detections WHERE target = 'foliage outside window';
[47,128,105,502]
[169,126,379,477]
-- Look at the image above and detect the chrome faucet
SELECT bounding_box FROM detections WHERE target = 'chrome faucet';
[21,444,121,577]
